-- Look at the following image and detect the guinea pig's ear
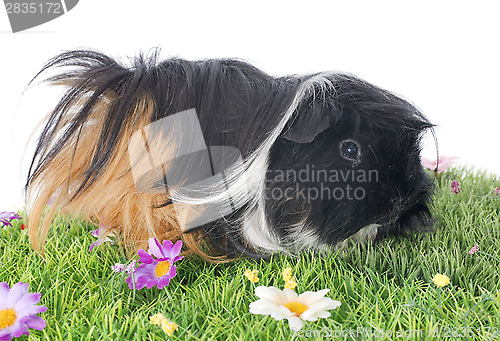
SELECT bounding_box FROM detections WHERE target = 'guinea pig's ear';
[283,98,335,143]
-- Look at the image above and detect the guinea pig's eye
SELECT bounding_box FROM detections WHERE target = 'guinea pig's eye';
[339,139,361,166]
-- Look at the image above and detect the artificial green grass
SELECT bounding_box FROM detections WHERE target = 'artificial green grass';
[1,167,499,340]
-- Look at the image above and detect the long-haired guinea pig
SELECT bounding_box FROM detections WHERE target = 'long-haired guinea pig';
[25,50,434,261]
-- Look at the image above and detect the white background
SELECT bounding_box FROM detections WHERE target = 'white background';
[1,1,499,212]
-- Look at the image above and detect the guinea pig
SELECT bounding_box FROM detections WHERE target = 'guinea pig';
[25,50,434,261]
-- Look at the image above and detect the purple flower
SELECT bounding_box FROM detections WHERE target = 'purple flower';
[494,187,499,196]
[451,180,461,195]
[0,212,21,228]
[89,222,115,252]
[126,238,183,290]
[468,244,479,255]
[0,282,47,340]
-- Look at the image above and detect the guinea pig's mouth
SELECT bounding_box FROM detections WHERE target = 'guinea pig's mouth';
[375,186,434,238]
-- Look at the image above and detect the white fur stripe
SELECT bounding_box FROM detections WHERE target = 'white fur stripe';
[172,73,337,251]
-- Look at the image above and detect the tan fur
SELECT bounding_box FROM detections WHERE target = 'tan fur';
[27,90,226,262]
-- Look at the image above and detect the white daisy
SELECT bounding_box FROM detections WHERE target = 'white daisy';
[249,286,341,331]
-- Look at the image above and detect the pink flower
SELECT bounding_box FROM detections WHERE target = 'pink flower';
[494,187,499,196]
[89,223,115,252]
[421,156,459,172]
[126,238,183,290]
[468,245,479,255]
[451,180,461,195]
[125,260,137,275]
[0,282,47,340]
[111,263,126,273]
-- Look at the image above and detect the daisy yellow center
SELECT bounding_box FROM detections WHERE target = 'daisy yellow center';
[0,308,17,329]
[155,260,171,277]
[284,302,308,316]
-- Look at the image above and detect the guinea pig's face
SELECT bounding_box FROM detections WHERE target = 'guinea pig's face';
[265,77,434,251]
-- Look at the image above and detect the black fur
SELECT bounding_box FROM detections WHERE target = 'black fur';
[267,75,434,246]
